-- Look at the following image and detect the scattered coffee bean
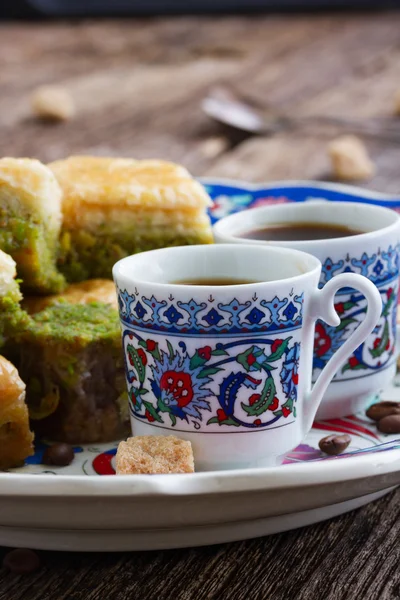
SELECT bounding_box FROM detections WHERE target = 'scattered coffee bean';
[319,434,351,456]
[42,443,74,466]
[366,401,400,422]
[377,414,400,434]
[2,548,40,574]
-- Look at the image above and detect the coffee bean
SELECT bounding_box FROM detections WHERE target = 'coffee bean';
[377,414,400,434]
[42,443,74,466]
[319,434,351,455]
[2,548,40,574]
[366,401,400,422]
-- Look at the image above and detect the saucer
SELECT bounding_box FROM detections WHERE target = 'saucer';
[1,178,400,552]
[1,398,400,551]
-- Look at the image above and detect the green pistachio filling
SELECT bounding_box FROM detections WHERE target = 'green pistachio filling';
[58,229,213,282]
[24,302,121,345]
[0,282,31,347]
[0,207,66,294]
[16,303,126,426]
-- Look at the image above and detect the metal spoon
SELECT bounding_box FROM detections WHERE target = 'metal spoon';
[202,86,400,141]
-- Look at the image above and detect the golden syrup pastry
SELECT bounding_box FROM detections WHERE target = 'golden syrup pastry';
[0,158,65,294]
[0,355,34,469]
[49,156,214,281]
[23,279,118,314]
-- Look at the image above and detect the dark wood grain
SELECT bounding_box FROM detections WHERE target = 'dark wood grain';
[0,13,400,600]
[0,490,399,600]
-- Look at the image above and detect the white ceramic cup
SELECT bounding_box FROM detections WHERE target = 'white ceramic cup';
[214,201,400,419]
[113,244,381,470]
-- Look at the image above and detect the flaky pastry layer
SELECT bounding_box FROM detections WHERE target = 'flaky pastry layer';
[49,156,213,230]
[0,157,62,230]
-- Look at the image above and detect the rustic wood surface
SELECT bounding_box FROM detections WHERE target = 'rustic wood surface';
[1,13,400,600]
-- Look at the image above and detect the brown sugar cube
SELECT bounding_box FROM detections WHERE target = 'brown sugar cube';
[31,85,75,121]
[328,135,375,181]
[116,435,194,474]
[0,356,34,469]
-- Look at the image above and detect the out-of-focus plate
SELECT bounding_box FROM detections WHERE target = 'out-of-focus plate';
[204,178,400,224]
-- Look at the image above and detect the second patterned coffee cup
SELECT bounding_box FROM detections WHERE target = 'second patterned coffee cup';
[214,200,400,419]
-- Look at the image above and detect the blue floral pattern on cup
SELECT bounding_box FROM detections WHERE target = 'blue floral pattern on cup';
[123,329,300,430]
[117,283,304,430]
[117,287,304,336]
[315,246,399,377]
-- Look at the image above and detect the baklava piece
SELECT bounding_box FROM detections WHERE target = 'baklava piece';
[0,249,31,347]
[0,355,34,469]
[15,302,129,444]
[0,157,66,294]
[116,436,195,475]
[23,279,118,314]
[49,156,213,281]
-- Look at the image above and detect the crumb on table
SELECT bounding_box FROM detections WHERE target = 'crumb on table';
[31,85,75,121]
[116,435,195,474]
[328,135,375,181]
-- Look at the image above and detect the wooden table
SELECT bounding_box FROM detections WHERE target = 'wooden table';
[1,13,400,600]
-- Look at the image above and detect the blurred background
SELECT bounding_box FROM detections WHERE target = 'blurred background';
[2,1,399,17]
[0,1,400,191]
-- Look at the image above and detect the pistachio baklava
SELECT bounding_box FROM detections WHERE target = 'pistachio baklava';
[0,158,65,294]
[15,302,129,444]
[49,156,213,281]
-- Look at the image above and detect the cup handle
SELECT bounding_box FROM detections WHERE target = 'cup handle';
[303,273,382,432]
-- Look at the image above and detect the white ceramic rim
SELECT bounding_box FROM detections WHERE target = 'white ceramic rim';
[0,447,399,497]
[112,243,321,291]
[1,178,399,498]
[213,199,400,250]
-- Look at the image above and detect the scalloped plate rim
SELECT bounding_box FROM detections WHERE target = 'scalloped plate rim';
[199,177,400,202]
[0,444,400,497]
